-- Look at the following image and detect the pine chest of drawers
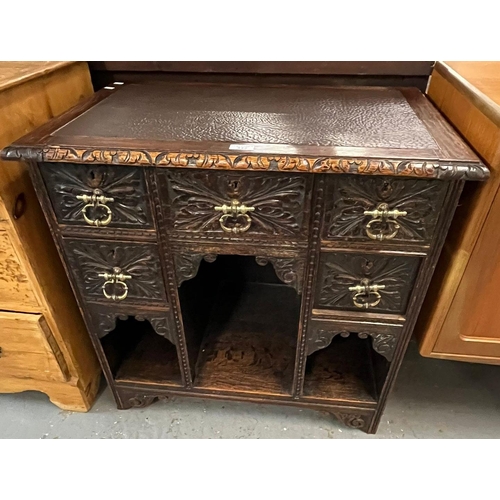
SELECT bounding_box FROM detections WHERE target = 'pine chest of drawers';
[2,82,488,433]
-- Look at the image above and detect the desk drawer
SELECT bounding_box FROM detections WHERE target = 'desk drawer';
[0,311,69,382]
[162,170,311,244]
[322,176,447,245]
[62,238,168,306]
[315,251,420,315]
[40,163,153,230]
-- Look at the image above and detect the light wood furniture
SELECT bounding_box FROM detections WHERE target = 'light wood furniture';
[2,81,486,432]
[0,62,101,410]
[416,61,500,364]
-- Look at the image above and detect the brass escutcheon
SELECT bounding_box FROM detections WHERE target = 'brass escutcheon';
[214,199,255,233]
[363,202,407,241]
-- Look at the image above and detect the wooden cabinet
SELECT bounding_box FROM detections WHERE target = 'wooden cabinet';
[416,62,500,364]
[0,62,101,410]
[2,81,486,432]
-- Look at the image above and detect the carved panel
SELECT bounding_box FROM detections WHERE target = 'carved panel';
[64,239,167,304]
[40,162,153,228]
[161,170,311,240]
[126,394,170,408]
[323,176,447,243]
[2,147,482,180]
[306,321,401,361]
[174,253,217,287]
[91,308,176,345]
[255,256,304,294]
[315,252,420,314]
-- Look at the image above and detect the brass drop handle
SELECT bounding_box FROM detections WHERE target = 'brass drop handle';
[214,199,255,233]
[348,280,386,309]
[76,190,115,227]
[363,203,407,241]
[98,267,131,301]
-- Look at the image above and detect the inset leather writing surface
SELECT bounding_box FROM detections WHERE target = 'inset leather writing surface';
[52,83,438,150]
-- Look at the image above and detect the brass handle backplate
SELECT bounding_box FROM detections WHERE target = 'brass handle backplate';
[363,202,407,241]
[76,190,115,227]
[214,199,255,233]
[98,267,131,301]
[348,279,386,309]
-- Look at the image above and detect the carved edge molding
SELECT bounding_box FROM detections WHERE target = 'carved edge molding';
[2,146,489,181]
[93,310,176,346]
[293,177,325,398]
[332,412,369,431]
[307,327,397,362]
[255,256,304,294]
[149,171,192,388]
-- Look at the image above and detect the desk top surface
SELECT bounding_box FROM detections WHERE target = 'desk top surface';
[54,83,437,150]
[1,82,487,180]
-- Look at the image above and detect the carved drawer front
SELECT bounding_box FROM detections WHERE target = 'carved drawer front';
[40,162,153,229]
[315,252,420,314]
[323,176,447,244]
[62,239,168,305]
[306,319,403,362]
[161,170,311,242]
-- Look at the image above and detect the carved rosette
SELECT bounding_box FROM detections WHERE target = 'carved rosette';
[332,412,369,431]
[127,394,170,409]
[3,146,488,180]
[255,256,304,294]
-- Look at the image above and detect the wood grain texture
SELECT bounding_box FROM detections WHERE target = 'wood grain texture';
[0,311,68,382]
[417,62,500,363]
[0,228,39,310]
[0,61,101,411]
[194,282,300,396]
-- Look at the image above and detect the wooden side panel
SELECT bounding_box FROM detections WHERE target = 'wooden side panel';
[0,62,102,407]
[417,63,500,363]
[432,186,500,361]
[0,228,39,311]
[0,311,69,382]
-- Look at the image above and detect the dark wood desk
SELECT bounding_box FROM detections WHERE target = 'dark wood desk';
[1,81,486,433]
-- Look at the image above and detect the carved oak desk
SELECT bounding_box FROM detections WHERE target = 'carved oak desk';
[1,82,488,433]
